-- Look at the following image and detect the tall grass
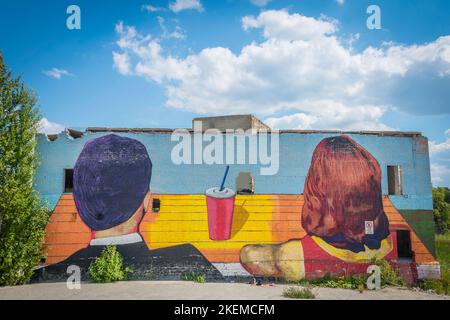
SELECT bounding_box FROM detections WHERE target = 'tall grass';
[419,234,450,295]
[283,286,316,299]
[181,272,206,283]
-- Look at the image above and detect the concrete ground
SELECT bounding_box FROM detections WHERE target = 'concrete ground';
[0,281,448,300]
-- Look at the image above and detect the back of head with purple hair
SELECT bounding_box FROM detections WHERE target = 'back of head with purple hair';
[73,134,152,231]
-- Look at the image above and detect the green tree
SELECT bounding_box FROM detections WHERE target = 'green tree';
[432,187,450,234]
[0,57,50,285]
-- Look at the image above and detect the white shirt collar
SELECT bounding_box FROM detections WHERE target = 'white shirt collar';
[90,233,143,246]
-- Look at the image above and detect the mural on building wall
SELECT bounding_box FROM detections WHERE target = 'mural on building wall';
[73,134,152,232]
[36,134,439,283]
[240,135,395,281]
[33,134,222,281]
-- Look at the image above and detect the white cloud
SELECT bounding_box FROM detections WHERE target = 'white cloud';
[43,68,73,79]
[38,118,65,135]
[336,0,345,6]
[431,163,450,186]
[142,4,164,12]
[250,0,272,7]
[112,52,132,75]
[429,129,450,154]
[112,9,450,130]
[169,0,203,13]
[265,101,392,131]
[430,139,450,155]
[429,129,450,187]
[157,16,186,40]
[242,10,338,41]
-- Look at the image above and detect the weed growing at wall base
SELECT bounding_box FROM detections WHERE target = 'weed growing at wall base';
[290,260,404,292]
[88,246,132,283]
[296,273,367,291]
[181,272,206,283]
[373,259,405,287]
[282,286,316,299]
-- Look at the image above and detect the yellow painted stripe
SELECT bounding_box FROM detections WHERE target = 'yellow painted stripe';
[146,241,283,250]
[149,199,303,206]
[140,220,302,232]
[142,213,299,221]
[154,194,301,200]
[155,206,301,213]
[140,194,279,255]
[141,230,282,242]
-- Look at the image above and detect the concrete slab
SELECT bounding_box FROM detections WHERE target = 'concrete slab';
[0,281,448,300]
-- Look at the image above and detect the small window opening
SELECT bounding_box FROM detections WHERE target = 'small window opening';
[397,230,413,259]
[64,169,74,193]
[236,172,254,195]
[152,198,161,213]
[388,165,403,195]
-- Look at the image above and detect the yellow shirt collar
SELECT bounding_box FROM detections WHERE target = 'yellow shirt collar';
[311,235,393,263]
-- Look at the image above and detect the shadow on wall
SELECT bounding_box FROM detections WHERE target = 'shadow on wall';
[230,204,250,239]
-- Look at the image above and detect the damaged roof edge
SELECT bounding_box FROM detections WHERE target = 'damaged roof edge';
[87,127,176,133]
[66,128,84,138]
[36,114,425,138]
[37,127,425,139]
[84,127,424,138]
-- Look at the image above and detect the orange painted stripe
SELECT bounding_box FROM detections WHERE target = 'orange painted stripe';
[45,232,92,244]
[45,222,91,233]
[43,194,91,263]
[53,206,78,214]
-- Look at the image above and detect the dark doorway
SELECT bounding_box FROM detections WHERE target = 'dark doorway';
[397,230,413,259]
[64,169,74,193]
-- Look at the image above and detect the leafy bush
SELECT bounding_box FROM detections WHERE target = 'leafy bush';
[436,234,450,268]
[282,286,315,299]
[420,276,449,295]
[88,246,132,283]
[0,59,50,286]
[373,259,405,287]
[432,187,450,234]
[181,272,206,283]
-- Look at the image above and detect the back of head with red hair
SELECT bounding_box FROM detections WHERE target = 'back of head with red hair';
[302,135,390,253]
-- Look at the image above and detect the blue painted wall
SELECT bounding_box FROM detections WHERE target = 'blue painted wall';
[34,131,433,211]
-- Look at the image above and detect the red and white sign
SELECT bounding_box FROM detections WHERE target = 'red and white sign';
[365,221,374,235]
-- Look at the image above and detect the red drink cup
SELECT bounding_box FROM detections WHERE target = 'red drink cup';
[205,187,236,240]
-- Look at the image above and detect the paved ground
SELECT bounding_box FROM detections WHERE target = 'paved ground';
[0,281,448,300]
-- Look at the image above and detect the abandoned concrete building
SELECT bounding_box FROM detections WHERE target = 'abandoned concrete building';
[33,115,439,283]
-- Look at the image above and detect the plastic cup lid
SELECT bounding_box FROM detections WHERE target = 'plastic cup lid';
[205,187,236,199]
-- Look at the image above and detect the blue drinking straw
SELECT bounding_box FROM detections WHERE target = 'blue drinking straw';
[219,165,230,191]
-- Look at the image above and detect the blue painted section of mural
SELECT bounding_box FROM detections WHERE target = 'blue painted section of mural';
[34,132,432,210]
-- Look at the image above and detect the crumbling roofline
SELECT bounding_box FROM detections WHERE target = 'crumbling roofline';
[40,127,424,138]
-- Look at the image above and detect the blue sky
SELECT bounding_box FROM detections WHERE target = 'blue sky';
[1,0,450,186]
